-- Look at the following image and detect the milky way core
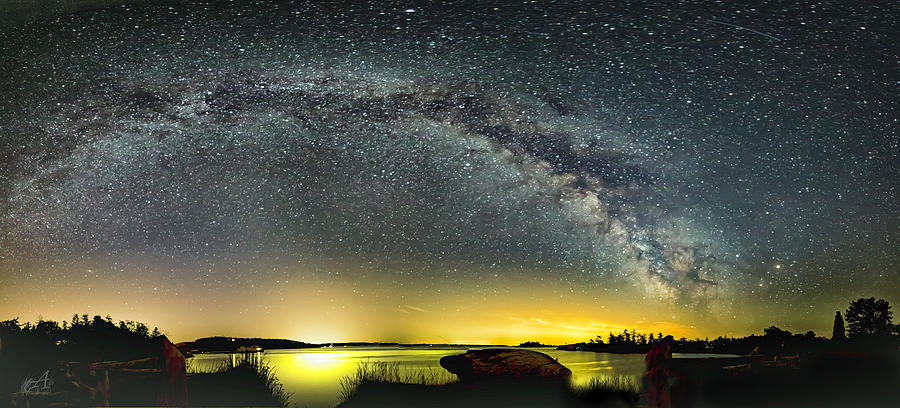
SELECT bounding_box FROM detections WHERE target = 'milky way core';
[1,1,897,343]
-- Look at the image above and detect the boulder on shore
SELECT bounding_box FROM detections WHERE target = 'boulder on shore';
[440,349,572,381]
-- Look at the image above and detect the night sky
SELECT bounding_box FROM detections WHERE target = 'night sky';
[0,0,897,344]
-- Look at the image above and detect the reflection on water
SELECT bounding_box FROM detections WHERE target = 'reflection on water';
[229,352,262,367]
[189,347,648,408]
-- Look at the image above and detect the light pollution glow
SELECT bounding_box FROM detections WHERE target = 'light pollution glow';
[2,257,880,344]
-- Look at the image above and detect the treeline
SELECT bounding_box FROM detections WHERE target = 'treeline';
[0,314,163,361]
[565,297,899,355]
[564,327,830,355]
[0,314,164,396]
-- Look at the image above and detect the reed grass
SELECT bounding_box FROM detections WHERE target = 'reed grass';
[569,375,640,404]
[188,358,291,408]
[338,361,457,402]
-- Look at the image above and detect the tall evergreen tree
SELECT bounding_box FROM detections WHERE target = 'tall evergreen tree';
[832,311,846,342]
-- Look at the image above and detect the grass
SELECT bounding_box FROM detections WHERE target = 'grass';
[569,375,640,405]
[337,361,640,407]
[338,361,457,402]
[188,358,291,408]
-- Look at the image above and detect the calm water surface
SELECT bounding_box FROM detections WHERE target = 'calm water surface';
[188,346,731,407]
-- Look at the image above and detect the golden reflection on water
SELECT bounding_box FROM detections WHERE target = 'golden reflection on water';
[274,351,362,404]
[229,352,262,367]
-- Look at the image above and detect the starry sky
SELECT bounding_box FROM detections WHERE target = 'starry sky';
[0,0,897,344]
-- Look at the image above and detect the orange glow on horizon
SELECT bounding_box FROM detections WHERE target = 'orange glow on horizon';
[3,258,887,345]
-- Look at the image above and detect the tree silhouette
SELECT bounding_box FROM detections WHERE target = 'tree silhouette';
[845,297,893,339]
[832,311,846,342]
[763,326,791,339]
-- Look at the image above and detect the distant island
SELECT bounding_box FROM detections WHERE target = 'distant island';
[177,338,517,354]
[517,341,553,347]
[177,336,322,354]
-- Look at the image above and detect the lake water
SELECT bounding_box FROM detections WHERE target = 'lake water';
[188,347,734,408]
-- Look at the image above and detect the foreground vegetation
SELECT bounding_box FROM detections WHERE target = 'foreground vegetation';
[188,359,290,408]
[0,314,290,407]
[337,361,639,408]
[0,314,164,398]
[339,361,458,402]
[569,376,640,405]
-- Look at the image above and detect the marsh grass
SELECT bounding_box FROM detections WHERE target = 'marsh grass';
[569,375,640,404]
[338,361,643,407]
[188,359,291,407]
[338,361,457,402]
[185,358,226,374]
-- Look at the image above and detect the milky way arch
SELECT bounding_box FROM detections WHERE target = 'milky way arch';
[2,1,897,324]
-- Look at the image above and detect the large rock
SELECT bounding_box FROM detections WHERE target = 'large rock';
[440,349,572,381]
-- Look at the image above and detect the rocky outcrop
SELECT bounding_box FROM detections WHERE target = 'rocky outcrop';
[440,349,572,381]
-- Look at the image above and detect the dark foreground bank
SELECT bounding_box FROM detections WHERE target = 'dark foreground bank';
[1,316,288,407]
[336,359,639,408]
[672,351,900,408]
[335,349,900,408]
[189,360,290,408]
[339,380,638,408]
